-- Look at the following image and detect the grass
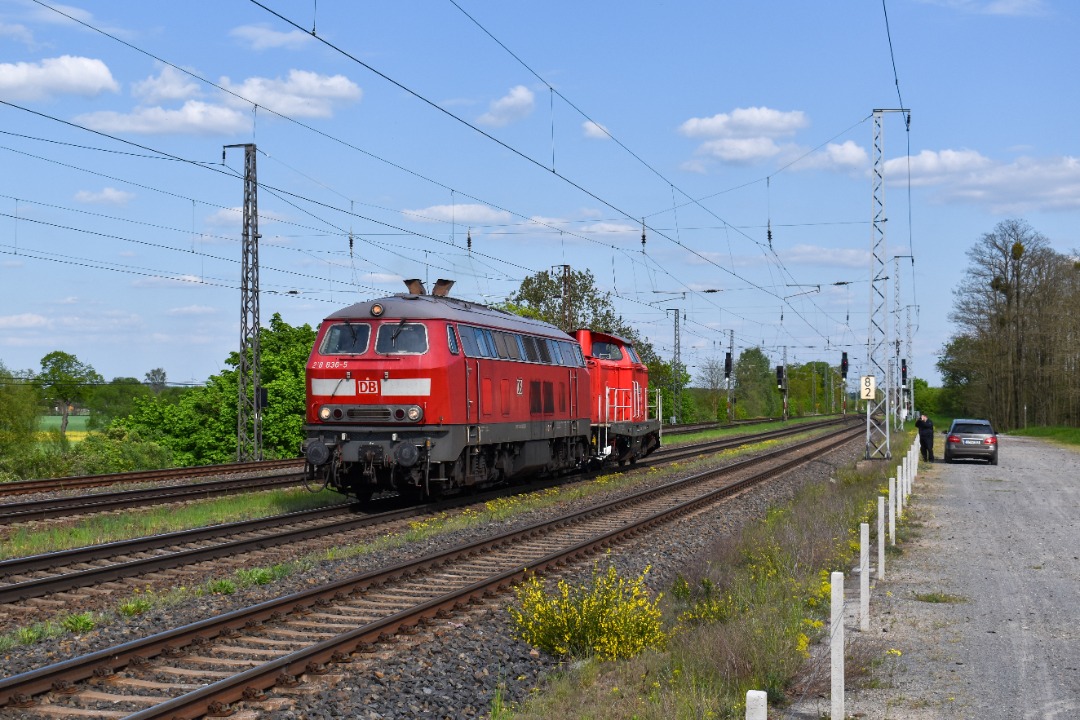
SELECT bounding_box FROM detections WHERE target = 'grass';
[36,414,89,443]
[0,487,342,559]
[664,415,838,447]
[1011,425,1080,446]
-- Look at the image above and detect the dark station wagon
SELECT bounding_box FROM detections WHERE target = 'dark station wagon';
[943,418,999,465]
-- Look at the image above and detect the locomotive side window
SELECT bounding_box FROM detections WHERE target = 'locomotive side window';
[321,322,371,355]
[447,325,460,355]
[536,337,553,364]
[548,339,563,365]
[458,325,498,358]
[626,345,641,364]
[574,343,586,366]
[493,331,522,360]
[521,335,541,363]
[478,328,498,358]
[459,325,481,357]
[558,341,580,367]
[375,322,428,354]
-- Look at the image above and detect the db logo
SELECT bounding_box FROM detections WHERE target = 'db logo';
[357,379,379,394]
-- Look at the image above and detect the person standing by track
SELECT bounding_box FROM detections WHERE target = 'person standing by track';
[915,412,935,462]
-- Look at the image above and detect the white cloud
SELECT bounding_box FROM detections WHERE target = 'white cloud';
[0,313,49,329]
[885,149,1080,213]
[204,207,244,228]
[697,137,783,164]
[785,244,870,269]
[168,305,217,316]
[0,55,118,101]
[0,22,33,45]
[983,0,1046,14]
[679,107,808,139]
[133,65,200,104]
[220,70,361,118]
[679,107,810,170]
[74,187,135,205]
[477,85,535,127]
[917,0,1047,15]
[794,140,869,171]
[404,203,513,224]
[885,148,994,182]
[582,120,609,139]
[75,100,249,135]
[581,222,637,235]
[679,158,709,174]
[131,275,205,288]
[204,207,289,228]
[230,24,314,50]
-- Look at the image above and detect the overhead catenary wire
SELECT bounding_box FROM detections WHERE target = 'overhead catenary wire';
[10,0,866,366]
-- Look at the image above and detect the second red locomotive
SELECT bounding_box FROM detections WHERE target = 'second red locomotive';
[302,279,660,502]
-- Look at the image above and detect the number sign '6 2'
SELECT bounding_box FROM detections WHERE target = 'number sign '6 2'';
[859,375,876,400]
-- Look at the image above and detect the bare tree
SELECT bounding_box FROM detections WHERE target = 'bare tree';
[945,219,1077,430]
[696,356,726,421]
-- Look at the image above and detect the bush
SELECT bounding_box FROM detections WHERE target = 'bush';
[509,563,665,661]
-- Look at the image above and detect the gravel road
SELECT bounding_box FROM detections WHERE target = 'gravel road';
[785,434,1080,720]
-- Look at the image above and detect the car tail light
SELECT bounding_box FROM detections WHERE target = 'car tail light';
[947,435,960,443]
[984,436,997,445]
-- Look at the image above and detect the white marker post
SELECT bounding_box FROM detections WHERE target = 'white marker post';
[888,477,896,545]
[831,571,845,720]
[877,495,885,580]
[746,689,767,720]
[860,522,870,631]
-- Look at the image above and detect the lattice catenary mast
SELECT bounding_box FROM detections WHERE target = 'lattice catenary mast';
[865,110,907,459]
[226,143,262,461]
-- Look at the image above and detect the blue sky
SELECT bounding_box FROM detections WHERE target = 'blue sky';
[1,0,1077,389]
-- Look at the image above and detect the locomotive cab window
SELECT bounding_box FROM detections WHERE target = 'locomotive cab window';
[321,322,371,355]
[375,322,428,354]
[626,345,641,364]
[446,325,460,355]
[592,341,624,361]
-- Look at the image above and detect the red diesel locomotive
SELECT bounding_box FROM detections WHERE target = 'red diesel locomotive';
[302,279,661,502]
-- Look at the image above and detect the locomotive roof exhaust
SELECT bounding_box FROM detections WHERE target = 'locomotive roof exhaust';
[404,278,455,297]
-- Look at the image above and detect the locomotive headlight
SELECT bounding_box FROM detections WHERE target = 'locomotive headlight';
[319,406,332,421]
[406,405,423,422]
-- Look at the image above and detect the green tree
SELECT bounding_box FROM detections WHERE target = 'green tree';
[732,347,780,419]
[0,361,41,476]
[144,368,168,394]
[85,377,153,431]
[507,268,658,365]
[118,313,316,464]
[695,355,727,421]
[36,351,103,438]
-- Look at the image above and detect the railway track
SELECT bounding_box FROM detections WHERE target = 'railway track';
[0,419,848,608]
[0,423,861,718]
[0,472,309,525]
[0,460,303,499]
[0,417,839,526]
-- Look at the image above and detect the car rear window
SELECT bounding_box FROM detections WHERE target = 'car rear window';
[953,423,993,434]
